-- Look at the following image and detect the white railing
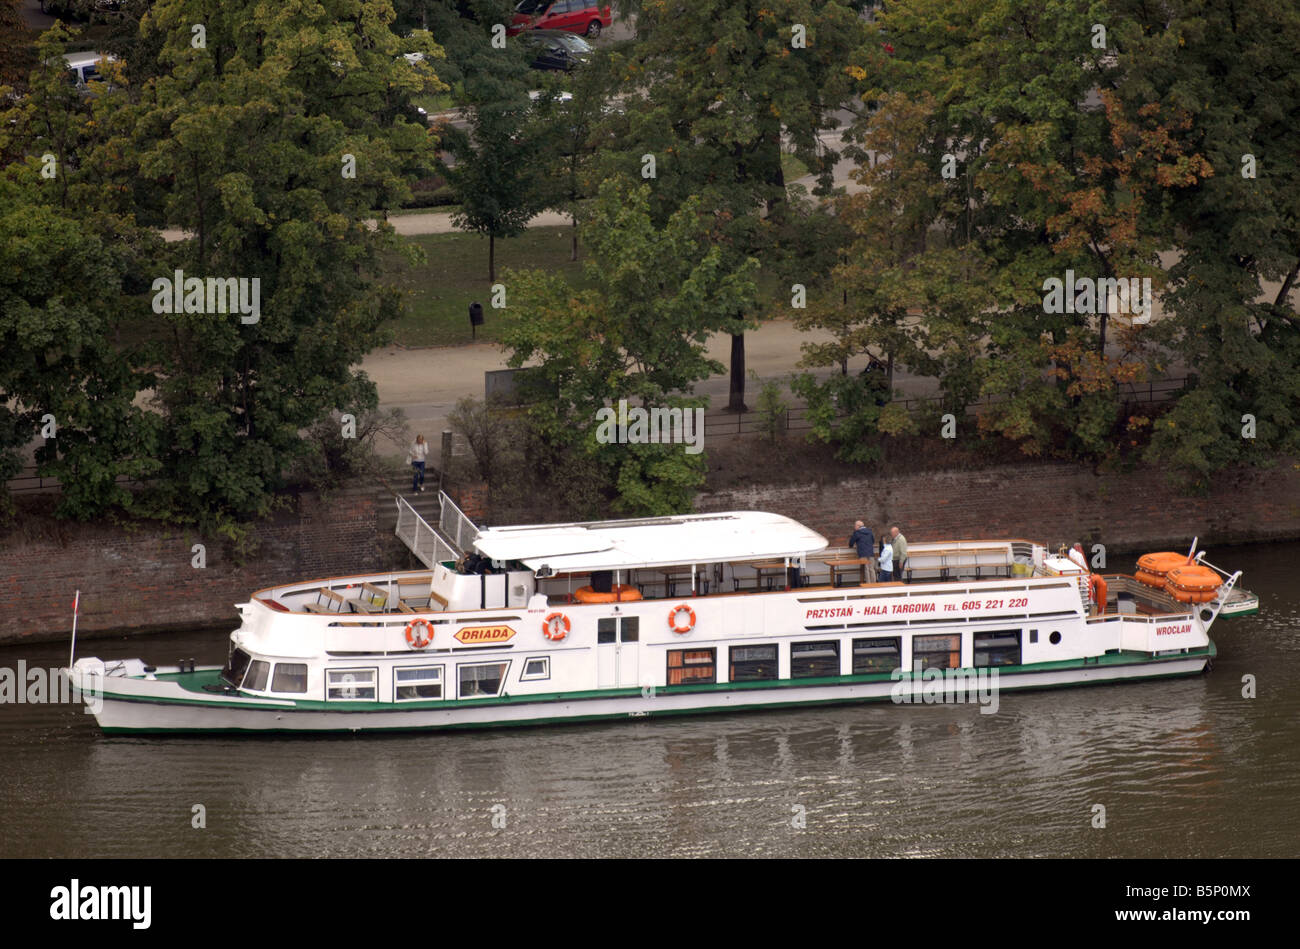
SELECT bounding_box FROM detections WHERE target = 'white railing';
[395,496,460,568]
[438,490,479,553]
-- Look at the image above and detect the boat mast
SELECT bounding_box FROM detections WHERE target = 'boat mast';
[68,589,80,669]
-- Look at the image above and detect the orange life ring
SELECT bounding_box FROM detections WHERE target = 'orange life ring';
[542,612,570,641]
[668,603,696,634]
[405,618,434,649]
[1088,573,1108,608]
[1136,551,1192,576]
[1164,565,1221,602]
[573,584,642,603]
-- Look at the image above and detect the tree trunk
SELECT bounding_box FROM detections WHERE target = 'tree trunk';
[571,213,579,262]
[728,333,748,412]
[489,233,495,283]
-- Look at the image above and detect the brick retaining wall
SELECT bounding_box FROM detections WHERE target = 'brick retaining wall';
[0,486,398,646]
[4,459,1297,645]
[695,460,1300,553]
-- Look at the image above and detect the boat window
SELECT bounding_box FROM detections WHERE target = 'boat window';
[521,657,550,681]
[730,644,777,681]
[221,648,251,688]
[598,618,616,644]
[620,617,639,642]
[459,661,510,698]
[272,663,309,693]
[243,660,270,691]
[852,637,901,674]
[974,631,1021,667]
[327,668,377,700]
[913,634,961,671]
[395,666,443,701]
[667,648,715,686]
[791,640,840,678]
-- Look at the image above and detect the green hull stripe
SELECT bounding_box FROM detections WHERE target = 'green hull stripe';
[99,662,1213,734]
[97,646,1215,732]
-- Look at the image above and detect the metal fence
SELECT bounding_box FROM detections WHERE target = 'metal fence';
[701,376,1187,438]
[5,378,1189,493]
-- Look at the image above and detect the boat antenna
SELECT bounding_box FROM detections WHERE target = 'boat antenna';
[1186,536,1198,565]
[68,589,81,670]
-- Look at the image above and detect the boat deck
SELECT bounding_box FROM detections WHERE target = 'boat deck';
[252,538,1209,623]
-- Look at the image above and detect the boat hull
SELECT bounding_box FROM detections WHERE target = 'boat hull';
[71,650,1214,734]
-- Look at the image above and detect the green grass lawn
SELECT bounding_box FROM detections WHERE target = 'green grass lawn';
[780,151,810,183]
[412,92,458,114]
[385,225,592,347]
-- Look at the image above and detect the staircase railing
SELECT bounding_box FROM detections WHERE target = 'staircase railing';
[438,490,479,553]
[395,496,460,568]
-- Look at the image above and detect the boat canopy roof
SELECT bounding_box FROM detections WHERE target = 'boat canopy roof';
[472,511,829,574]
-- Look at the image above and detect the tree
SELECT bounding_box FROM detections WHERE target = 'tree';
[528,57,619,261]
[0,25,163,519]
[128,0,443,521]
[858,0,1215,463]
[1112,0,1300,486]
[0,0,36,93]
[612,0,868,412]
[500,179,759,514]
[437,25,545,281]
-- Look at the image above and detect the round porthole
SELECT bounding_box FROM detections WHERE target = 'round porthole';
[1049,631,1062,645]
[1200,609,1214,622]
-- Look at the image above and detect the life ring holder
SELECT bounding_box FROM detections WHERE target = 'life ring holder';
[542,612,571,642]
[668,603,696,634]
[405,618,434,649]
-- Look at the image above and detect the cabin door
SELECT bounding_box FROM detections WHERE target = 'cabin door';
[597,615,640,688]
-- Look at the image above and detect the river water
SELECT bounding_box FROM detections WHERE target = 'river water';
[1,542,1296,859]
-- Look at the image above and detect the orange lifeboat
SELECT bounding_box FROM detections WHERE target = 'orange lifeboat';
[573,584,643,604]
[1135,551,1190,588]
[1163,564,1221,603]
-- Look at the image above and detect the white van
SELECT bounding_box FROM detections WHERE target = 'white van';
[60,51,117,89]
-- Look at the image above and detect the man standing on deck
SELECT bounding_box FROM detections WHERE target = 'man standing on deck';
[890,526,909,583]
[849,520,877,583]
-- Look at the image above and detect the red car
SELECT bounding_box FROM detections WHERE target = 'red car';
[508,1,612,38]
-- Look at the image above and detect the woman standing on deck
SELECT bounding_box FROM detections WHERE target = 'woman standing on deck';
[408,434,429,493]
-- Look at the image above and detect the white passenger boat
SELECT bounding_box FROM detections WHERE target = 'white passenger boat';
[64,496,1252,734]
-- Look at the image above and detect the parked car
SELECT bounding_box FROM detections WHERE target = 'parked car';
[58,51,118,91]
[520,30,594,72]
[508,1,612,38]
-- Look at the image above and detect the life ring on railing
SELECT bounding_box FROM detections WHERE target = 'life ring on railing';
[542,612,571,642]
[1088,574,1108,608]
[405,618,434,649]
[668,604,696,634]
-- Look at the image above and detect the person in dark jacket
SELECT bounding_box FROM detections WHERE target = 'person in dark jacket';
[849,520,877,583]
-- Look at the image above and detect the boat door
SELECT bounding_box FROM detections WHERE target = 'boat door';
[596,614,640,688]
